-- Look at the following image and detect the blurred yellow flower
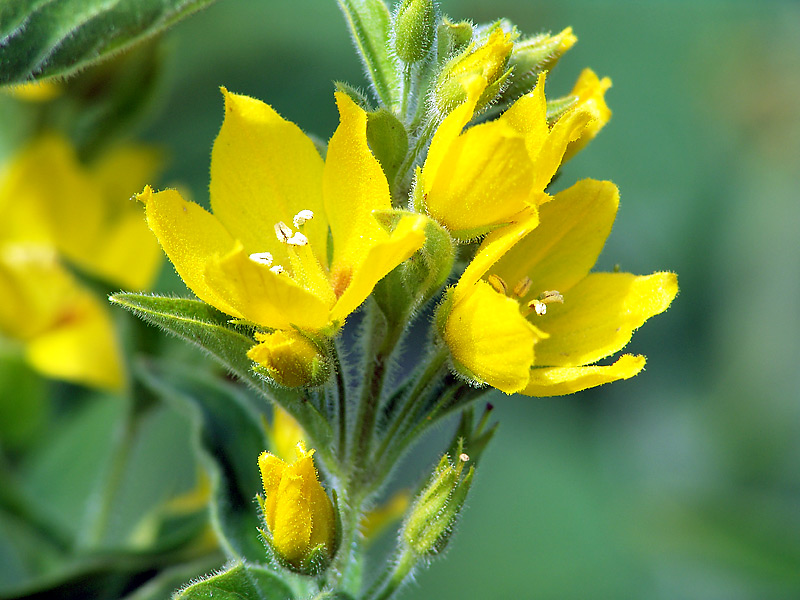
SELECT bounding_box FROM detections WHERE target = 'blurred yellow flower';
[258,442,336,567]
[140,89,426,338]
[266,405,307,462]
[440,179,678,396]
[5,81,61,102]
[420,73,592,239]
[0,244,122,390]
[0,135,163,290]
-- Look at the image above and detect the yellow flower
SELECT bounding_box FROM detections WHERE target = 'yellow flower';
[562,68,613,162]
[266,406,307,463]
[5,81,61,102]
[258,442,336,568]
[420,73,593,239]
[247,330,326,387]
[439,179,677,396]
[140,89,426,338]
[0,135,163,290]
[0,244,123,390]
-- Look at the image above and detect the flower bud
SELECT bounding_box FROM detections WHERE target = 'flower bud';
[436,17,473,64]
[401,452,474,557]
[393,0,436,65]
[433,27,514,116]
[248,330,328,387]
[502,27,577,102]
[257,442,337,574]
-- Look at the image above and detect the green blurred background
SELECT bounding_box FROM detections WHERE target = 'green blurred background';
[3,0,800,598]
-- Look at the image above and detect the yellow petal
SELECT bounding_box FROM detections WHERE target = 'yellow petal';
[445,280,541,394]
[324,92,392,272]
[522,354,645,397]
[91,210,163,290]
[258,451,286,529]
[500,72,549,161]
[330,213,426,323]
[532,104,591,191]
[273,471,313,562]
[248,330,322,387]
[26,292,123,391]
[0,245,123,390]
[140,186,241,317]
[292,452,335,550]
[0,136,105,260]
[454,207,539,298]
[491,179,618,294]
[267,407,306,462]
[205,243,330,331]
[424,118,534,237]
[534,272,678,367]
[422,75,485,200]
[210,89,327,268]
[562,68,612,163]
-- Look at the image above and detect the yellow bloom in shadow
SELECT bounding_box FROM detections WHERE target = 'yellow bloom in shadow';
[258,442,336,569]
[420,73,593,240]
[140,90,426,336]
[0,135,163,290]
[440,179,677,396]
[0,244,122,390]
[266,405,307,462]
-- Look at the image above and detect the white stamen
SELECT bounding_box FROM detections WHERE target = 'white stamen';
[275,221,293,243]
[459,453,470,463]
[293,209,314,228]
[286,232,309,246]
[530,300,548,315]
[269,265,285,275]
[248,252,273,266]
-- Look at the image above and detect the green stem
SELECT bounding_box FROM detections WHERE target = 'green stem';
[350,308,404,487]
[393,117,438,195]
[399,66,413,123]
[332,340,348,464]
[372,347,448,465]
[365,550,417,600]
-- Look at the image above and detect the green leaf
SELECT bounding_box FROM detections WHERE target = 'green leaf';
[135,358,270,564]
[0,0,217,85]
[336,0,399,108]
[109,293,333,456]
[173,562,293,600]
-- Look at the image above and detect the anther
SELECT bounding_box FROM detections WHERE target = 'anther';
[293,209,314,228]
[275,221,293,243]
[513,276,532,298]
[459,453,470,463]
[286,232,309,246]
[527,290,563,316]
[248,251,273,266]
[269,265,285,275]
[486,274,507,295]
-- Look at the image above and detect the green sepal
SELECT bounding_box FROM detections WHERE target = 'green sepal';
[334,81,374,112]
[436,17,474,64]
[173,562,294,600]
[110,293,333,461]
[366,108,409,191]
[546,94,579,124]
[0,0,218,86]
[373,209,455,319]
[336,0,399,108]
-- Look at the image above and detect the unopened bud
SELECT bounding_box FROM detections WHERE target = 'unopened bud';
[394,0,436,65]
[433,27,514,115]
[248,330,328,387]
[503,27,577,101]
[257,442,337,574]
[437,17,473,63]
[401,453,474,557]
